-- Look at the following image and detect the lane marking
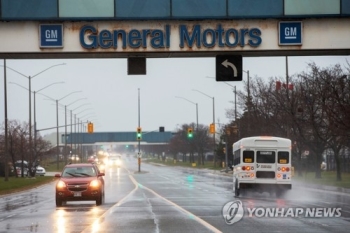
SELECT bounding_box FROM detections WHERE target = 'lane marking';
[128,175,222,233]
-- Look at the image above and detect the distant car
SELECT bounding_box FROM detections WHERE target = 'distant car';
[36,165,46,176]
[55,163,105,207]
[108,155,122,167]
[68,156,80,162]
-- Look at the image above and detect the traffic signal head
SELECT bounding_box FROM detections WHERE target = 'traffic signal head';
[209,123,215,134]
[187,128,193,138]
[87,122,94,133]
[136,127,142,140]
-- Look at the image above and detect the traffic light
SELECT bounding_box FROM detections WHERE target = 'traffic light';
[187,128,193,138]
[223,147,226,154]
[87,122,93,133]
[137,127,142,140]
[209,123,215,134]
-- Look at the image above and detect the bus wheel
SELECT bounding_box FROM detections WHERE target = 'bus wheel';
[276,189,285,198]
[234,180,240,197]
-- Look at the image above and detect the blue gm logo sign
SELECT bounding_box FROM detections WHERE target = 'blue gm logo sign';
[279,22,302,46]
[40,24,63,48]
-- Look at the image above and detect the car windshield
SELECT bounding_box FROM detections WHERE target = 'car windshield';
[62,167,96,177]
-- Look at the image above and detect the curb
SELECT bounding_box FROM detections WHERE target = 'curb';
[292,180,350,193]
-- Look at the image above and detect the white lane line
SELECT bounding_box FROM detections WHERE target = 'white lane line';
[128,175,222,233]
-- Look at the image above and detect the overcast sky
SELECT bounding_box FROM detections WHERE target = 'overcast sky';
[0,55,349,137]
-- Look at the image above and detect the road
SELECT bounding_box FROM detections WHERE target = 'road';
[0,157,349,233]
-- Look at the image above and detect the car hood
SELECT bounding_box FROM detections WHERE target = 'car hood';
[60,177,97,184]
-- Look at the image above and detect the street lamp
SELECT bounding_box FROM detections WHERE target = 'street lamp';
[3,60,9,181]
[192,89,216,167]
[76,108,93,116]
[175,96,198,130]
[39,91,82,170]
[1,63,66,169]
[71,103,90,157]
[63,98,87,164]
[175,96,198,164]
[243,70,250,135]
[206,76,237,121]
[9,81,64,163]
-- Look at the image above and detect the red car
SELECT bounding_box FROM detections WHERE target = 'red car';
[55,163,105,207]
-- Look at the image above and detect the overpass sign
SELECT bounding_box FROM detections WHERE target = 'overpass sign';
[279,22,302,45]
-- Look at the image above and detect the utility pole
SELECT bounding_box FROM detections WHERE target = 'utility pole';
[138,88,141,172]
[3,59,9,181]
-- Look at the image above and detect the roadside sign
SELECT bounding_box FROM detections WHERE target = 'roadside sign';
[40,24,63,48]
[216,55,242,81]
[279,22,302,45]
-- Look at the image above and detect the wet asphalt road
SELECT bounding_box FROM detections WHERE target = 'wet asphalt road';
[0,157,350,233]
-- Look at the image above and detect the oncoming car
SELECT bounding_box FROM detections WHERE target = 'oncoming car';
[55,163,105,207]
[108,155,122,167]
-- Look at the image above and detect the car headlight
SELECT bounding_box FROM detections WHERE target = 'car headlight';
[90,180,100,188]
[56,180,66,189]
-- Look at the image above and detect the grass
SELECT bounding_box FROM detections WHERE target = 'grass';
[0,176,56,196]
[293,171,350,189]
[45,160,67,172]
[146,158,350,189]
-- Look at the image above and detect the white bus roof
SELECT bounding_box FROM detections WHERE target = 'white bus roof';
[232,136,291,150]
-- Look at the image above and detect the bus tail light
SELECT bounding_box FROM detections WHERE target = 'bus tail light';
[277,174,281,178]
[250,173,254,178]
[286,167,290,172]
[282,167,286,172]
[242,166,254,171]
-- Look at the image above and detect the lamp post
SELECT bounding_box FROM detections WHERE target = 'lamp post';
[175,96,198,130]
[9,81,64,164]
[64,98,87,164]
[243,70,250,135]
[1,63,66,169]
[205,76,237,121]
[76,108,93,116]
[175,96,198,164]
[138,88,141,172]
[3,60,9,181]
[39,91,82,169]
[71,103,90,160]
[192,89,215,166]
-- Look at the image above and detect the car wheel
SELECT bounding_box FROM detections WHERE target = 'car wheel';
[56,198,63,207]
[96,193,103,206]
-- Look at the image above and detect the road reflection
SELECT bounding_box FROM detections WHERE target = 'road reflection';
[54,204,103,233]
[55,209,66,233]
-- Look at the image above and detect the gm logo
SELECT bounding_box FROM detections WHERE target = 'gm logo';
[279,22,302,46]
[40,24,63,48]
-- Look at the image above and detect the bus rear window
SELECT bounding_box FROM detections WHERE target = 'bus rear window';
[278,152,289,164]
[243,151,254,163]
[257,151,275,163]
